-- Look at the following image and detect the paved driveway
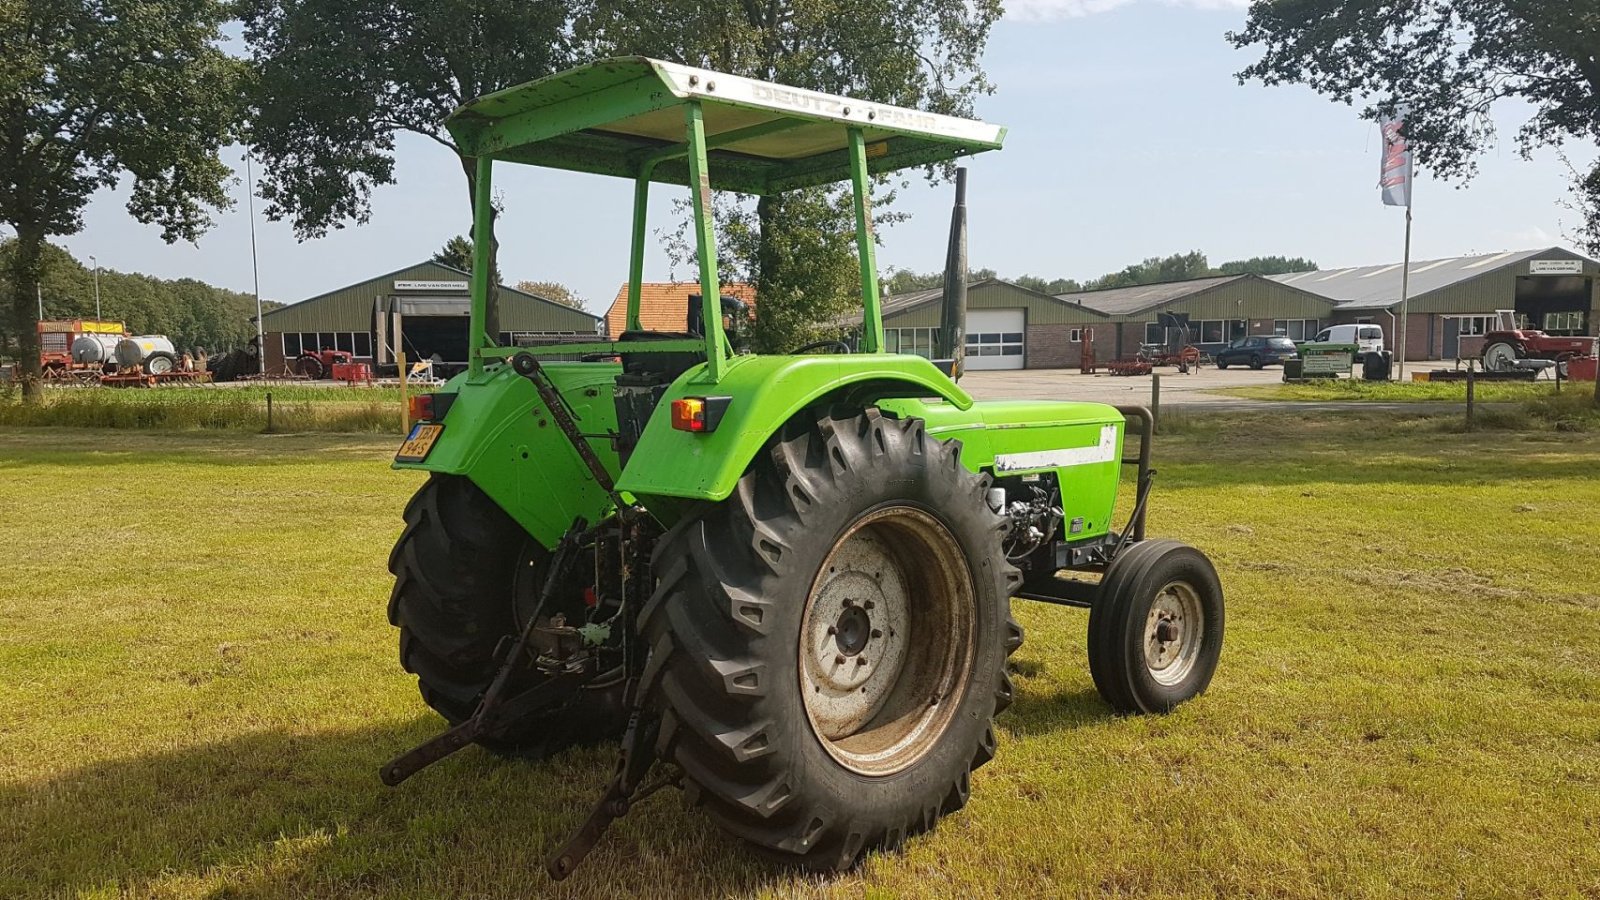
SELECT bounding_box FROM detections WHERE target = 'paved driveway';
[960,366,1284,406]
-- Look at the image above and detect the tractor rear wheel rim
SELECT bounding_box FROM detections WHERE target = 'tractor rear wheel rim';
[800,506,975,776]
[1144,580,1203,686]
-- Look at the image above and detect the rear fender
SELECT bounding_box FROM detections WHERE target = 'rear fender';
[392,362,622,549]
[615,353,971,503]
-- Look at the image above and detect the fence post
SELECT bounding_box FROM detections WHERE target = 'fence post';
[399,350,409,434]
[1151,373,1162,435]
[1465,368,1476,432]
[265,391,274,434]
[1555,357,1563,394]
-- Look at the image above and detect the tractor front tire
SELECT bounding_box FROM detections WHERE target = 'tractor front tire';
[388,475,627,757]
[640,409,1022,870]
[1088,539,1224,715]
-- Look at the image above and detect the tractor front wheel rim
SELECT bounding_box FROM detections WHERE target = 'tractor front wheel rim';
[800,506,975,776]
[1144,580,1204,686]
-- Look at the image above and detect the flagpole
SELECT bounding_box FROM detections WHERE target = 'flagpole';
[245,150,264,375]
[1397,203,1411,380]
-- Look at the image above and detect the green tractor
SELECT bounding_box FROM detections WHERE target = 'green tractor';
[382,57,1224,877]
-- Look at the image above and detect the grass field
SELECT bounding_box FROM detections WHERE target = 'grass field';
[0,384,406,432]
[2,417,1598,898]
[1219,378,1567,403]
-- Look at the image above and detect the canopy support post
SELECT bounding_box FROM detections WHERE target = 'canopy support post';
[626,173,649,333]
[469,155,494,380]
[847,128,883,353]
[685,102,726,381]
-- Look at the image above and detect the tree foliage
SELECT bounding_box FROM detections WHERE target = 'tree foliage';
[1,0,243,394]
[1229,2,1600,252]
[240,0,572,238]
[884,252,1318,296]
[240,0,575,338]
[514,280,584,310]
[1215,255,1321,277]
[1,239,275,354]
[583,0,1003,353]
[432,235,500,285]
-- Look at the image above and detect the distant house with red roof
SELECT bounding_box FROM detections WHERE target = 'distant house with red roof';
[603,282,757,337]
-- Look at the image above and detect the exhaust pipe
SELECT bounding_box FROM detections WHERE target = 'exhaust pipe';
[940,168,968,380]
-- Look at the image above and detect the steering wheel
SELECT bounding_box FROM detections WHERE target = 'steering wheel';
[789,340,852,355]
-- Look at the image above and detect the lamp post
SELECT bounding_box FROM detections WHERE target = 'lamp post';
[89,255,102,321]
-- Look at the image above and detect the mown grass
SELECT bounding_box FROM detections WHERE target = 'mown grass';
[0,384,405,433]
[1,419,1597,898]
[1219,378,1561,403]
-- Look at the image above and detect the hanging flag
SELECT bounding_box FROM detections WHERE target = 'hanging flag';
[1378,112,1413,207]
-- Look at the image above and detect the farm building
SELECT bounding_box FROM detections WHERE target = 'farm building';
[1269,247,1598,362]
[259,261,602,374]
[874,275,1334,369]
[872,246,1599,370]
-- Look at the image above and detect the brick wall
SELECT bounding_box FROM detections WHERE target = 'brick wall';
[264,333,285,373]
[1026,323,1114,370]
[1403,313,1430,361]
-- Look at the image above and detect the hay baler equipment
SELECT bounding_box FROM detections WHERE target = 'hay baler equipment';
[381,57,1225,878]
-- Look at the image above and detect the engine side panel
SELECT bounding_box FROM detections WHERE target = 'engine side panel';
[880,398,1126,542]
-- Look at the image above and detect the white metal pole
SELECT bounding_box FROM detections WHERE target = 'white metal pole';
[245,150,265,375]
[1397,205,1412,380]
[37,284,43,319]
[90,255,101,321]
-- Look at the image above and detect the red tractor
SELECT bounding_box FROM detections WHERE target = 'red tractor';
[1481,310,1597,378]
[291,347,353,379]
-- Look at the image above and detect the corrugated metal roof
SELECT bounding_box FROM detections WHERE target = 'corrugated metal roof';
[1053,275,1248,316]
[1267,248,1589,309]
[603,282,757,337]
[860,278,1096,324]
[261,261,602,332]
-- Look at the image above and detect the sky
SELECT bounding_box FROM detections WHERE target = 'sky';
[47,1,1596,316]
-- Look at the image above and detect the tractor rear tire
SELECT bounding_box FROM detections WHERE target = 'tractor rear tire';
[1088,539,1223,714]
[388,474,627,757]
[294,353,325,379]
[639,408,1022,871]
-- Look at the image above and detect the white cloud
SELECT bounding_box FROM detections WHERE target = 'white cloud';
[1005,0,1247,22]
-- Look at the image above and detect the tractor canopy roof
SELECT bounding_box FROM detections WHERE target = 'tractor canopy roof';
[444,57,1006,195]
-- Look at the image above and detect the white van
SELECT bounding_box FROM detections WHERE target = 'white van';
[1311,324,1385,360]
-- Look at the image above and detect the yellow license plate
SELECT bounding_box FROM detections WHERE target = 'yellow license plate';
[395,423,443,463]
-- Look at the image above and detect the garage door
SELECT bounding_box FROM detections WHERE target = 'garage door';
[965,309,1026,370]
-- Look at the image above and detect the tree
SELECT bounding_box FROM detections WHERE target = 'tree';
[1229,3,1600,252]
[1014,274,1086,295]
[432,235,500,285]
[239,0,574,339]
[1091,251,1213,289]
[514,280,584,310]
[582,0,1004,352]
[1,239,276,354]
[1216,256,1318,277]
[1,0,243,397]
